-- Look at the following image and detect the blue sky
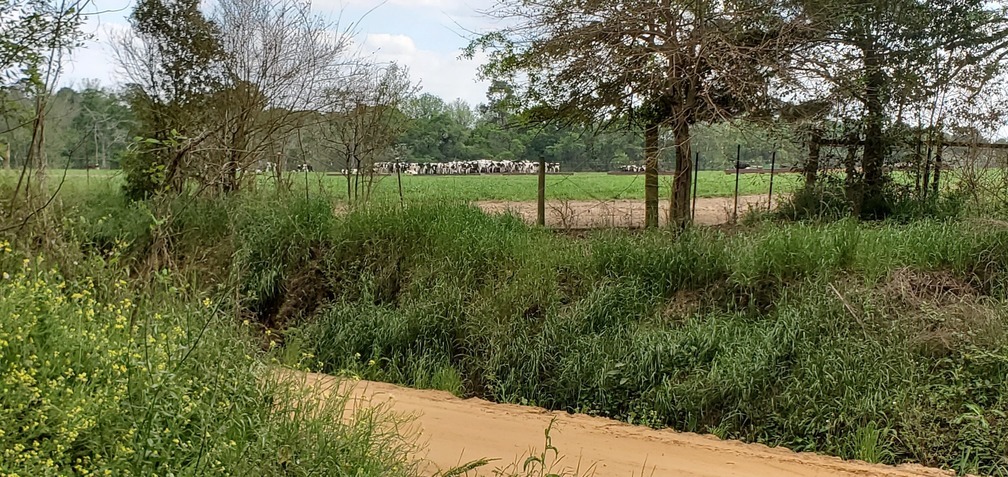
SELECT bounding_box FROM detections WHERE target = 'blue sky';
[63,0,498,106]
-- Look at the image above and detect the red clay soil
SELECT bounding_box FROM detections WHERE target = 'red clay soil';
[295,372,954,477]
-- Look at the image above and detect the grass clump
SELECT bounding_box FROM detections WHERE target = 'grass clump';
[0,246,419,476]
[262,203,1008,475]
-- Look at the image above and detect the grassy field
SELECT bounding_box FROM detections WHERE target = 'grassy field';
[351,171,803,202]
[2,169,802,202]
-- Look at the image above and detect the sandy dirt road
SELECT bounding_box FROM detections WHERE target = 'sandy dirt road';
[295,372,952,477]
[475,195,778,229]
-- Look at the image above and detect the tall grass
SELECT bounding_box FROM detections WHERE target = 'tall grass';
[232,201,1008,476]
[0,245,419,475]
[56,186,1008,475]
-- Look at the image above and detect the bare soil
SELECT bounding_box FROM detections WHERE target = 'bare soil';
[476,194,777,228]
[296,372,953,477]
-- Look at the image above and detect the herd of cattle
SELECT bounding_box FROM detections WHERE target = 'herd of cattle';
[260,160,810,174]
[372,160,562,175]
[255,160,562,176]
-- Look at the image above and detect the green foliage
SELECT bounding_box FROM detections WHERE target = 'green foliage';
[398,90,643,172]
[64,85,135,169]
[0,249,419,476]
[251,203,1008,475]
[776,176,854,221]
[36,178,1008,475]
[119,143,165,201]
[120,0,223,198]
[778,176,967,222]
[0,0,88,86]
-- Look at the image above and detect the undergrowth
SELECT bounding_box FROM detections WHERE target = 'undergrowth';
[56,187,1008,475]
[0,240,419,475]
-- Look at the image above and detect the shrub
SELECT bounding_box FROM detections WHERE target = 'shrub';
[0,252,418,476]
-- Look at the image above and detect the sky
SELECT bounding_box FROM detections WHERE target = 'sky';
[63,0,499,107]
[57,1,1008,139]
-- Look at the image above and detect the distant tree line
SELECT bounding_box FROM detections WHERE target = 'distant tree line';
[2,78,814,176]
[3,0,1006,223]
[2,83,134,171]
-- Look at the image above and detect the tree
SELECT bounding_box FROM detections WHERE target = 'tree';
[786,0,1008,217]
[471,0,801,227]
[319,63,416,203]
[1,0,89,230]
[208,0,353,192]
[67,83,133,169]
[115,0,224,198]
[1,0,87,85]
[400,93,459,162]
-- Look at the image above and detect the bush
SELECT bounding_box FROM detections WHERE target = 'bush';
[776,176,853,221]
[0,252,419,476]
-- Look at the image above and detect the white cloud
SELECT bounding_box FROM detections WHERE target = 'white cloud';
[364,33,418,56]
[58,0,495,105]
[62,21,130,88]
[361,32,489,106]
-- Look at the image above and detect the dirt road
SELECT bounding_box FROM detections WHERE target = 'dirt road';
[475,194,777,228]
[297,372,952,477]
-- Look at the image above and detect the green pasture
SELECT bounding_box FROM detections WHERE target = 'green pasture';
[6,167,1001,205]
[348,171,803,202]
[1,168,803,202]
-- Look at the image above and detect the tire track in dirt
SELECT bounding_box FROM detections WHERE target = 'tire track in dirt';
[294,372,953,477]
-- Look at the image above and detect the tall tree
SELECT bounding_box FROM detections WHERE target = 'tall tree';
[787,0,1008,217]
[471,0,801,227]
[67,83,133,169]
[115,0,224,198]
[1,0,89,227]
[209,0,352,192]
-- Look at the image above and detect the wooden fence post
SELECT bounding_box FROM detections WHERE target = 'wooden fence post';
[537,156,546,226]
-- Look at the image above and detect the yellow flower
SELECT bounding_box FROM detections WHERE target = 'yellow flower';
[202,297,212,308]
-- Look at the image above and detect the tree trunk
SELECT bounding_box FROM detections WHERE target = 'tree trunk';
[932,140,943,196]
[922,144,932,201]
[913,137,922,194]
[644,121,660,228]
[30,95,48,192]
[537,155,545,226]
[844,131,859,189]
[806,129,821,184]
[670,116,692,229]
[2,142,9,170]
[861,42,887,217]
[93,124,99,169]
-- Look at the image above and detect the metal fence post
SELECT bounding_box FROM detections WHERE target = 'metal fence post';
[733,144,741,224]
[692,152,699,221]
[768,150,776,211]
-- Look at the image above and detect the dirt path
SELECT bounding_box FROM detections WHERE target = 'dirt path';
[475,195,777,228]
[297,372,952,477]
